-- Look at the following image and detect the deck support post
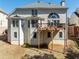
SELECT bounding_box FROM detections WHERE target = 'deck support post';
[51,31,54,51]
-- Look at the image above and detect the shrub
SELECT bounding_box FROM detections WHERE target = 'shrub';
[65,48,79,59]
[22,53,57,59]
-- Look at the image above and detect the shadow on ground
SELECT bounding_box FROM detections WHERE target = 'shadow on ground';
[0,29,9,44]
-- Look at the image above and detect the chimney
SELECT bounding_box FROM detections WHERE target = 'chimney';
[61,0,65,6]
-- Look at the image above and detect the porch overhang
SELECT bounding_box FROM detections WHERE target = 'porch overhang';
[7,15,25,20]
[8,15,44,21]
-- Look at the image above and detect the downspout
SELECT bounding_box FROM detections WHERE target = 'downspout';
[64,9,68,53]
[18,19,20,45]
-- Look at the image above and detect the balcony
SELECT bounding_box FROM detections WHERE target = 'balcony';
[37,23,65,31]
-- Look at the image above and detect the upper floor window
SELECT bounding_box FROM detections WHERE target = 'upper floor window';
[48,13,60,18]
[32,9,38,16]
[12,20,19,27]
[31,20,38,27]
[48,20,59,27]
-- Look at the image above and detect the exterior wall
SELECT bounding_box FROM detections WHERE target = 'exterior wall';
[0,12,7,35]
[24,20,29,44]
[10,20,19,45]
[9,8,67,45]
[12,9,66,24]
[68,26,79,38]
[8,19,11,42]
[53,29,65,45]
[10,19,24,45]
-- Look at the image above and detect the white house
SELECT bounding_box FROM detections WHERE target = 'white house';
[0,9,8,35]
[8,0,68,46]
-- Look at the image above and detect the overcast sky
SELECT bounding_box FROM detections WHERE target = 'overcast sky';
[0,0,79,17]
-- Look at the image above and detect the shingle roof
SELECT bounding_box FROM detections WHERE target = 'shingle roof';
[74,12,79,17]
[73,8,79,17]
[76,8,79,14]
[17,2,67,9]
[0,8,8,15]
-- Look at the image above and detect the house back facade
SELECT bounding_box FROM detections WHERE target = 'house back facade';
[8,0,68,46]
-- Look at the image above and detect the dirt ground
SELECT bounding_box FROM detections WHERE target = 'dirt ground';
[0,40,64,59]
[0,40,25,59]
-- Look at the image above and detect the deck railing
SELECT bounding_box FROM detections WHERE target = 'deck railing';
[37,23,65,28]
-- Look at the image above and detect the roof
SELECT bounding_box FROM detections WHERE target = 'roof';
[8,15,44,20]
[0,8,8,15]
[74,12,79,17]
[17,2,67,9]
[73,8,79,17]
[26,16,44,20]
[76,8,79,14]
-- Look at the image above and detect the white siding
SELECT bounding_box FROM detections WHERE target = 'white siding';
[10,20,19,45]
[9,8,67,45]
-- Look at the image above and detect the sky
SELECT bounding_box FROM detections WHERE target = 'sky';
[0,0,79,17]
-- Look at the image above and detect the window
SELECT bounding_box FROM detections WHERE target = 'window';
[16,20,19,27]
[48,20,51,26]
[12,20,15,27]
[59,32,63,38]
[48,13,60,18]
[48,20,59,27]
[33,32,37,38]
[12,20,19,27]
[21,20,24,28]
[48,32,51,38]
[53,20,59,26]
[14,32,17,38]
[28,20,30,28]
[48,13,60,27]
[31,20,38,27]
[32,9,38,16]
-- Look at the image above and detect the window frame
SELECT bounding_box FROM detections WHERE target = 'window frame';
[32,9,38,16]
[33,32,37,38]
[48,20,60,27]
[31,20,38,28]
[48,13,60,18]
[14,32,17,38]
[28,20,30,28]
[47,32,51,38]
[12,20,19,27]
[59,32,63,38]
[12,20,15,27]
